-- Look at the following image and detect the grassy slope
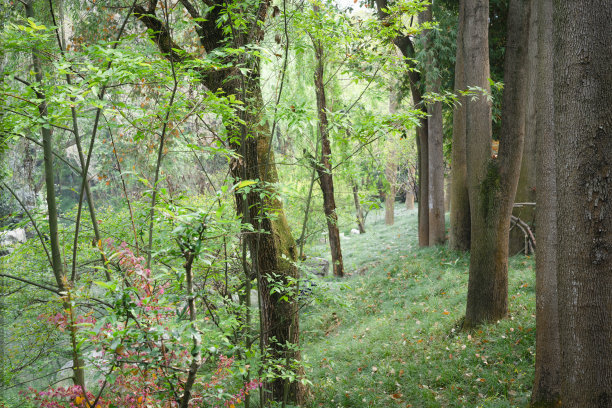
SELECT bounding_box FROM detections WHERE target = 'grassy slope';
[300,207,536,407]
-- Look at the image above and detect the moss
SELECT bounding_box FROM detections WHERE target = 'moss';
[479,159,501,220]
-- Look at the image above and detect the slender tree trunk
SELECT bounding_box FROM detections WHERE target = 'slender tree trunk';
[385,87,400,226]
[449,0,471,251]
[464,0,530,328]
[25,0,86,391]
[351,181,366,234]
[375,0,429,245]
[530,1,560,405]
[510,0,538,256]
[312,27,344,277]
[421,3,445,244]
[554,1,612,405]
[384,158,396,225]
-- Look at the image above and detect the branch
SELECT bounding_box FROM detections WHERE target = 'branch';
[0,273,60,294]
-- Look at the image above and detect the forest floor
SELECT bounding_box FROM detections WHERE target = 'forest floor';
[299,206,536,408]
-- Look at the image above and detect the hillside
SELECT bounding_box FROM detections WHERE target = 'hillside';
[300,207,536,407]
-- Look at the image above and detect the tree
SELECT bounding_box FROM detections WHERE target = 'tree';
[133,2,304,403]
[311,4,344,277]
[448,0,471,252]
[464,0,530,327]
[420,2,445,245]
[530,0,560,405]
[554,1,612,405]
[374,0,430,246]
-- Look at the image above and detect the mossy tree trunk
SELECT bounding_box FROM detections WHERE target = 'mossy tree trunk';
[530,0,560,405]
[464,0,530,328]
[554,1,612,405]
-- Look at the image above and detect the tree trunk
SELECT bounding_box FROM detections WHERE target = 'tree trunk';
[421,3,445,245]
[134,2,305,402]
[384,159,396,225]
[313,24,344,278]
[405,184,415,210]
[351,181,366,233]
[449,0,471,252]
[375,0,429,246]
[464,0,530,328]
[554,1,612,405]
[229,81,303,403]
[385,87,400,226]
[25,0,86,391]
[510,0,538,256]
[530,0,560,405]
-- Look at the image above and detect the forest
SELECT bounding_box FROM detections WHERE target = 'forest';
[0,0,610,407]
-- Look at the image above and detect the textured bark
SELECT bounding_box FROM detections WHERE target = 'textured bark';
[554,1,612,405]
[530,1,560,405]
[464,0,530,328]
[135,2,304,403]
[449,0,471,252]
[313,26,344,277]
[375,0,429,246]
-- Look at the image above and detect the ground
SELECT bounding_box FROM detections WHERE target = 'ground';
[300,206,536,407]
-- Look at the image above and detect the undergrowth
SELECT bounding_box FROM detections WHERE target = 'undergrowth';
[300,206,536,407]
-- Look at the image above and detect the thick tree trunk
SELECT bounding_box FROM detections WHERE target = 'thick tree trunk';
[554,1,612,405]
[351,181,366,233]
[313,31,344,278]
[530,1,560,405]
[464,0,530,328]
[449,0,471,252]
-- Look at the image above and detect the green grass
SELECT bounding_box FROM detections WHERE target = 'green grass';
[300,206,536,407]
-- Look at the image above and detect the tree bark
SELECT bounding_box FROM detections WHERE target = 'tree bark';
[449,0,471,252]
[464,0,530,328]
[530,0,560,405]
[554,1,612,405]
[312,22,344,277]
